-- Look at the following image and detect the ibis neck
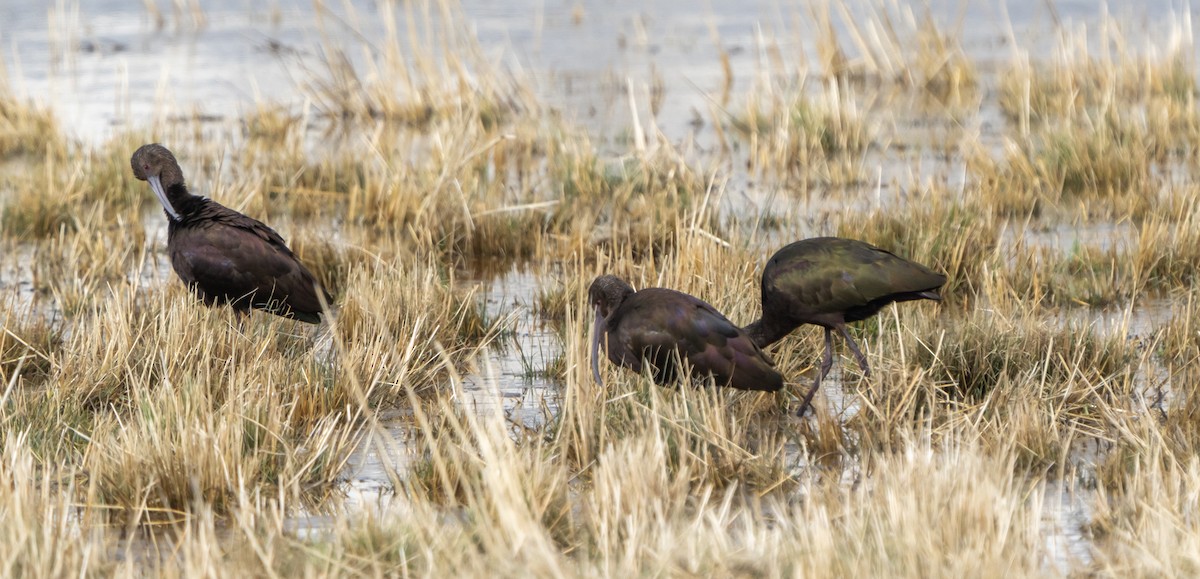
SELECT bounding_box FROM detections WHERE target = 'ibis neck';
[743,315,796,348]
[163,182,205,221]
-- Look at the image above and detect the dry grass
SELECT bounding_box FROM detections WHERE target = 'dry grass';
[999,30,1194,124]
[969,112,1158,218]
[807,0,978,101]
[1132,197,1200,291]
[0,68,62,159]
[731,80,871,187]
[1,131,157,239]
[906,302,1138,403]
[333,258,507,391]
[0,300,60,383]
[3,0,1200,576]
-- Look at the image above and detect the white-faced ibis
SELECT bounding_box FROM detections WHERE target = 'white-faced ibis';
[742,237,946,415]
[131,143,330,323]
[589,275,784,392]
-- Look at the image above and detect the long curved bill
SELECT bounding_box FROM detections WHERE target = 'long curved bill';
[147,175,181,220]
[590,306,605,387]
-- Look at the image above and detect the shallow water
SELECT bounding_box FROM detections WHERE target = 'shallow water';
[3,0,1190,143]
[3,0,1197,572]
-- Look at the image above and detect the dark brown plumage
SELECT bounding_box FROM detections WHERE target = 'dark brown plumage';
[589,275,783,392]
[131,143,330,323]
[743,237,946,415]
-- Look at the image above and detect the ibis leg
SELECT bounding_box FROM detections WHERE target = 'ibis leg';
[819,327,835,379]
[838,323,871,377]
[797,328,836,417]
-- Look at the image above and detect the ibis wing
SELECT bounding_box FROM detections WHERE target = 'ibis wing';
[615,289,783,391]
[766,238,946,315]
[169,215,325,320]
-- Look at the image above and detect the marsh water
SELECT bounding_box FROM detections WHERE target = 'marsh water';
[2,0,1195,571]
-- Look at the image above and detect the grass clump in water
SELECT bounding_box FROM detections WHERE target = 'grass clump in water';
[731,82,870,187]
[334,260,506,393]
[1000,43,1195,123]
[0,84,62,159]
[972,112,1156,217]
[911,304,1138,402]
[549,145,722,258]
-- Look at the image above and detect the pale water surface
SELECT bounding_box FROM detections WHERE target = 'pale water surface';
[2,0,1193,570]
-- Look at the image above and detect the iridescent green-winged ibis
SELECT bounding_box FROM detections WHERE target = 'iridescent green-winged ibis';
[131,143,330,323]
[742,237,946,415]
[589,275,784,392]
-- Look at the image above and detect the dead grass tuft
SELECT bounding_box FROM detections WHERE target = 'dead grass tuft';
[334,260,506,392]
[732,81,870,186]
[911,304,1139,403]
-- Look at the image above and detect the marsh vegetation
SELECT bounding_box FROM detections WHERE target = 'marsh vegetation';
[0,0,1198,575]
